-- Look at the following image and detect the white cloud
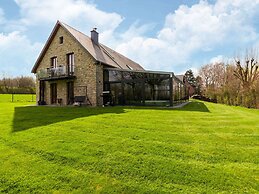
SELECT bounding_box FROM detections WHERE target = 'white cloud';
[209,55,224,64]
[0,31,42,76]
[100,21,156,52]
[1,0,259,76]
[119,22,155,41]
[0,0,124,76]
[14,0,123,33]
[113,0,259,73]
[116,36,170,70]
[214,0,259,14]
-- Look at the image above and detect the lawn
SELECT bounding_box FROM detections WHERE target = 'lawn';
[0,97,258,193]
[0,94,36,102]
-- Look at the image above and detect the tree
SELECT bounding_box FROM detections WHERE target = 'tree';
[17,76,36,88]
[199,62,226,100]
[195,76,202,95]
[184,69,196,87]
[234,58,259,89]
[0,76,36,94]
[198,48,259,108]
[233,55,259,108]
[2,77,12,93]
[199,64,214,88]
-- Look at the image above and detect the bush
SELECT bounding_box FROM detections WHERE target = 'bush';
[192,95,217,103]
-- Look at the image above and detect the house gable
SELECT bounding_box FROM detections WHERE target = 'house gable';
[32,21,148,107]
[32,21,144,73]
[34,24,96,74]
[32,21,97,73]
[34,22,100,106]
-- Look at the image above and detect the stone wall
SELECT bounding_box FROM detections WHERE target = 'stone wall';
[35,25,103,106]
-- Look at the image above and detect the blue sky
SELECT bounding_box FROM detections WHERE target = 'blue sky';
[0,0,259,77]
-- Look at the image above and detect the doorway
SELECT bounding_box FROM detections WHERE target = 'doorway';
[50,83,57,104]
[67,81,74,105]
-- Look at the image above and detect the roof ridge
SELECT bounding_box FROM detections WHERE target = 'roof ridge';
[59,21,91,39]
[32,21,145,73]
[59,21,143,70]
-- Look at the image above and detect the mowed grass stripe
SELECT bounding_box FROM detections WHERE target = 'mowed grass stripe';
[0,97,258,193]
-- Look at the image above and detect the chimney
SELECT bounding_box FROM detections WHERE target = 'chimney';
[91,28,99,44]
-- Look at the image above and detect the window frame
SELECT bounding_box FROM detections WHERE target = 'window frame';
[66,53,75,74]
[50,56,57,68]
[59,36,63,44]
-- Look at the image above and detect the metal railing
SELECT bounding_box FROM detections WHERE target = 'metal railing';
[37,65,74,79]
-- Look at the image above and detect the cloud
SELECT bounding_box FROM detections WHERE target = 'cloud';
[0,31,42,76]
[114,0,259,73]
[0,0,124,76]
[1,0,259,77]
[14,0,123,33]
[209,55,224,64]
[100,21,156,53]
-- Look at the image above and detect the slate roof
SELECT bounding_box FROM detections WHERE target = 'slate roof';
[32,21,144,73]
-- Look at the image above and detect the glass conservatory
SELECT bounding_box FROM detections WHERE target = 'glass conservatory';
[103,68,188,106]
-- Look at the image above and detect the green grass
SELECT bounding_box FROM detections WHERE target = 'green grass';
[0,94,36,102]
[0,96,258,193]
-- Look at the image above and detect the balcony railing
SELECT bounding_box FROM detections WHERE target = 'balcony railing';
[37,65,75,80]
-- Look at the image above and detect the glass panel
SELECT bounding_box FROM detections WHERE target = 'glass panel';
[110,83,123,105]
[104,69,173,106]
[124,82,143,105]
[109,70,122,82]
[103,70,109,82]
[67,53,74,74]
[51,57,57,68]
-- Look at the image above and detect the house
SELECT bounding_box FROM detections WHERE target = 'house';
[176,75,196,97]
[32,21,187,106]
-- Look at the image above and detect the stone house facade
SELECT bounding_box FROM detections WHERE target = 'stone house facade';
[31,21,144,106]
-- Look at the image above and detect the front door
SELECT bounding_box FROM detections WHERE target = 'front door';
[50,83,57,104]
[67,81,74,105]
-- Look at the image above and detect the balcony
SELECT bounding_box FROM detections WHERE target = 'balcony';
[37,65,75,81]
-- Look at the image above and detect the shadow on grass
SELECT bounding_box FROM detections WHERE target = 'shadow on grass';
[12,106,125,133]
[176,101,210,112]
[12,101,209,132]
[117,101,210,113]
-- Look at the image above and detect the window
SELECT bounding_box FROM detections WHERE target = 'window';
[59,36,63,44]
[50,57,57,68]
[67,53,74,74]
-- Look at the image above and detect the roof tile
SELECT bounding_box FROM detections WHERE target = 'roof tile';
[32,21,144,73]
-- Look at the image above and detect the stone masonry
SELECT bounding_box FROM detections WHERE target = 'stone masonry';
[35,26,103,106]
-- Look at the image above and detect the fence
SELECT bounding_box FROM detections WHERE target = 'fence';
[0,94,36,103]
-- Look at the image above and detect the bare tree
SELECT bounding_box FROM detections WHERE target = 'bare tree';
[0,76,36,94]
[17,76,36,88]
[2,77,11,93]
[199,63,225,92]
[234,58,259,89]
[198,48,259,108]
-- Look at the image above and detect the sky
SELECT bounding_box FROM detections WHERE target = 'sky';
[0,0,259,77]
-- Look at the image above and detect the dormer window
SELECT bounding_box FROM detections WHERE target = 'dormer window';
[59,36,63,44]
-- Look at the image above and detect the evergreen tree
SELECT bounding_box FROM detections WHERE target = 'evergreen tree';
[184,69,196,87]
